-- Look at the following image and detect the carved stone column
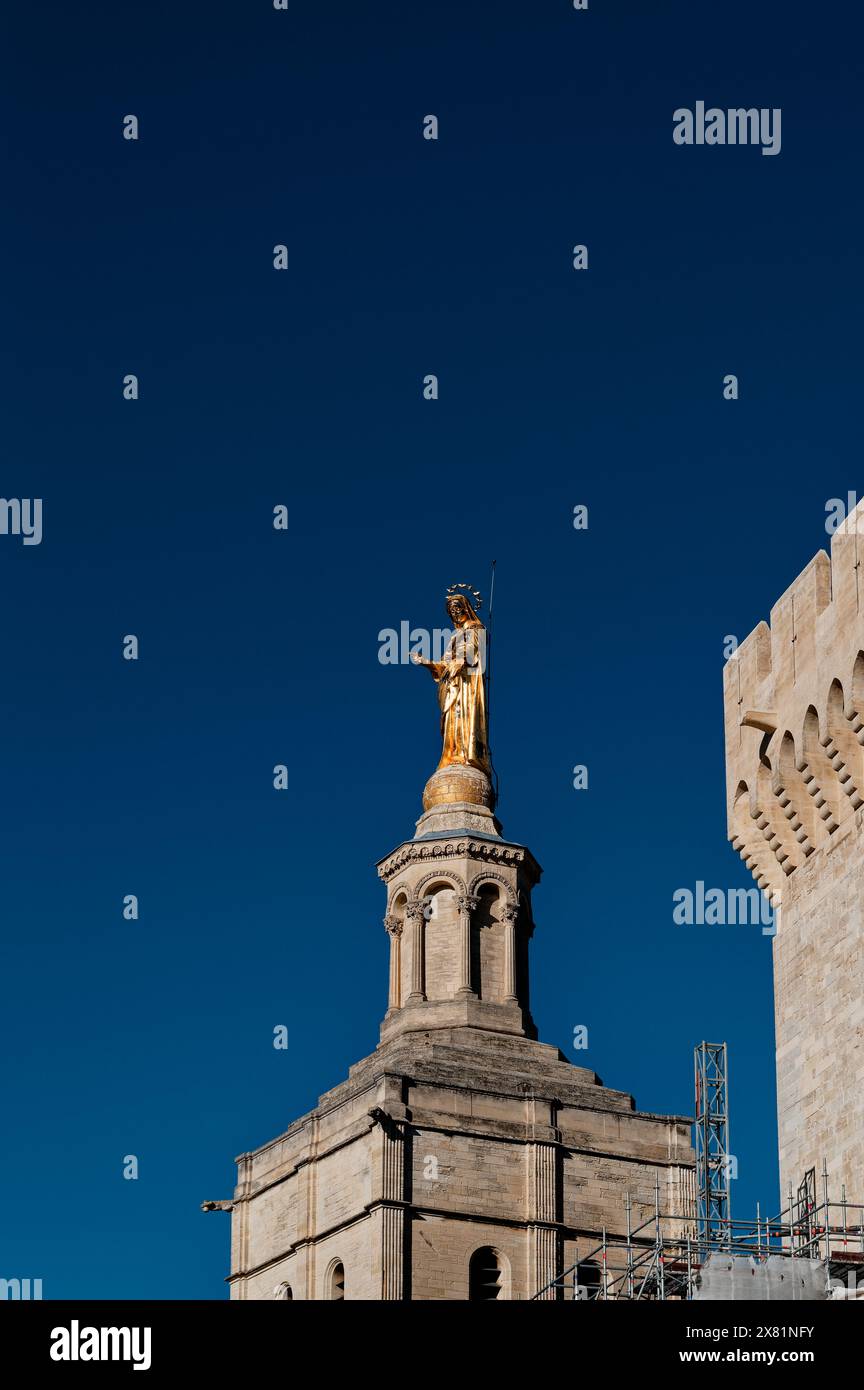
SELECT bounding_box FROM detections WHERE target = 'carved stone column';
[405,903,426,1002]
[526,1100,560,1300]
[383,916,403,1011]
[455,894,479,996]
[501,902,519,1004]
[381,1119,406,1300]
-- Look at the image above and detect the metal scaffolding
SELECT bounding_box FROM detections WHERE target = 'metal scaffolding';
[532,1163,864,1299]
[695,1040,731,1245]
[532,1042,863,1300]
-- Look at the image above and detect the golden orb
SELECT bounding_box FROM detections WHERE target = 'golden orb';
[422,764,496,812]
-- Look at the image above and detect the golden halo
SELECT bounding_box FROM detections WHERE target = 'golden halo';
[445,582,483,611]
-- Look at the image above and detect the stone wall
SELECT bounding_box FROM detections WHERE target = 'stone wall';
[723,500,864,1200]
[773,810,864,1198]
[229,1029,695,1299]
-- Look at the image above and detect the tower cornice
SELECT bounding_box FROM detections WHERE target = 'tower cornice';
[376,833,542,887]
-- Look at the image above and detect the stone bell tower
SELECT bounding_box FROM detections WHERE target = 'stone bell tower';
[379,793,538,1047]
[220,587,694,1300]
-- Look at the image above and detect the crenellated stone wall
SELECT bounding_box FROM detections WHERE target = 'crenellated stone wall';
[723,500,864,1200]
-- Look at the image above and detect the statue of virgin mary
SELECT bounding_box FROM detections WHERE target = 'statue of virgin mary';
[412,588,491,778]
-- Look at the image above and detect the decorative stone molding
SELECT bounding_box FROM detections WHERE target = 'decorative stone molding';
[386,884,411,912]
[377,837,540,885]
[410,868,468,899]
[467,869,518,903]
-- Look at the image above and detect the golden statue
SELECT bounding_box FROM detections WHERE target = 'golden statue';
[413,584,495,810]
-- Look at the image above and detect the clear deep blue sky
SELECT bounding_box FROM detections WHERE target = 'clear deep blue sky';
[4,1,860,1298]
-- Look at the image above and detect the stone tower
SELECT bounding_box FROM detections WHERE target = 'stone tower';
[221,737,695,1298]
[723,500,864,1202]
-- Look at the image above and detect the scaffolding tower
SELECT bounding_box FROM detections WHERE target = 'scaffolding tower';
[695,1040,731,1246]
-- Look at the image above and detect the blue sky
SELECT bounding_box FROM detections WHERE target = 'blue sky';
[3,0,860,1297]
